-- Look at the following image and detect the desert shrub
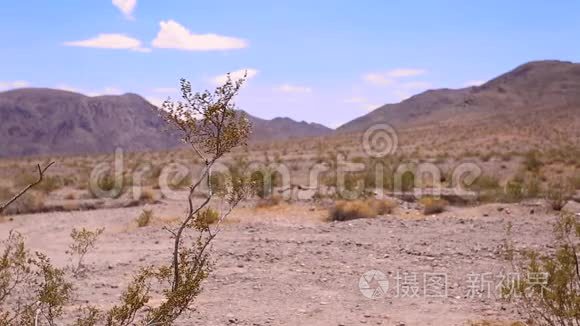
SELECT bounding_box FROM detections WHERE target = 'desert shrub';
[0,232,73,326]
[504,179,525,203]
[251,168,281,199]
[419,197,448,215]
[67,227,104,276]
[545,181,573,211]
[90,173,124,199]
[329,200,377,221]
[368,198,397,215]
[136,209,153,227]
[255,195,283,208]
[503,213,580,325]
[523,150,543,172]
[15,173,63,194]
[168,169,191,190]
[363,160,394,191]
[524,173,542,198]
[399,171,415,192]
[193,208,219,230]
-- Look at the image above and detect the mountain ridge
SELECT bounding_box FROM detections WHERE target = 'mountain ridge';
[0,88,332,157]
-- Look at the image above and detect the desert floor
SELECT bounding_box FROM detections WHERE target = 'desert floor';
[2,198,577,326]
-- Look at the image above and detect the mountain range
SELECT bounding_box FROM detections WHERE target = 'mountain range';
[338,60,580,133]
[1,60,579,157]
[0,88,331,157]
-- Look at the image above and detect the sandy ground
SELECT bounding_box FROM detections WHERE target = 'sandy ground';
[0,200,573,326]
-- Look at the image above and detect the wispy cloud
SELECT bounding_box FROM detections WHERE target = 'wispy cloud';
[211,68,258,85]
[0,80,29,91]
[112,0,137,20]
[362,73,394,86]
[343,96,367,104]
[64,34,149,52]
[274,84,312,93]
[152,20,247,51]
[387,68,426,78]
[363,68,427,86]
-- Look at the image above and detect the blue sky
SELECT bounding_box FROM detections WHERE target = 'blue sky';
[1,0,579,128]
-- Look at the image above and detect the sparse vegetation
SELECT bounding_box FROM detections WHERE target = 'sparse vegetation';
[329,199,385,221]
[67,227,104,276]
[545,181,573,211]
[136,209,153,227]
[503,212,580,325]
[419,197,448,215]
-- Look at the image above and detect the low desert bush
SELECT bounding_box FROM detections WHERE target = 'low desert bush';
[503,212,580,325]
[523,150,543,172]
[251,168,282,199]
[0,232,73,325]
[67,227,104,276]
[419,197,448,215]
[545,181,573,211]
[255,195,283,208]
[329,200,378,221]
[504,179,525,203]
[136,209,153,227]
[193,207,219,230]
[368,198,397,215]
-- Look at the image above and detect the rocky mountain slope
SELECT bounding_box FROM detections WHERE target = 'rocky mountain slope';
[337,60,580,135]
[0,89,332,157]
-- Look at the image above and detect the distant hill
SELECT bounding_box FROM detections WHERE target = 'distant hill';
[245,114,332,140]
[0,88,332,157]
[337,60,580,135]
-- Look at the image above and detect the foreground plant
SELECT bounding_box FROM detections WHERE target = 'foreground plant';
[503,212,580,325]
[0,74,253,325]
[67,227,104,276]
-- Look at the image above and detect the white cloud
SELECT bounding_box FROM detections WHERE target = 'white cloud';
[464,80,486,87]
[363,68,427,86]
[64,34,149,52]
[112,0,137,19]
[274,84,312,94]
[362,73,394,86]
[387,68,426,78]
[152,20,247,51]
[343,96,367,104]
[211,68,258,85]
[0,80,29,90]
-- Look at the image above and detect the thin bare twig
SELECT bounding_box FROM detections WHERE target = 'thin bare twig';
[0,162,54,214]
